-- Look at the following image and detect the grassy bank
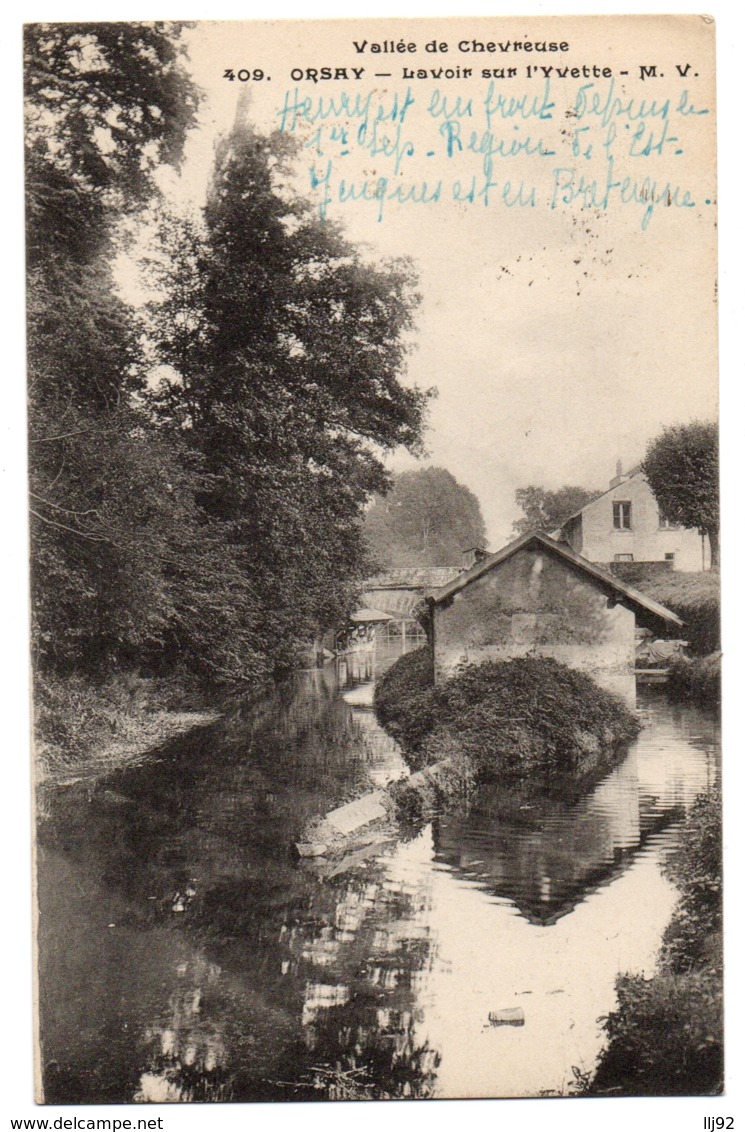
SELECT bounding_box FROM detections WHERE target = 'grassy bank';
[33,672,221,786]
[587,788,723,1096]
[375,648,640,817]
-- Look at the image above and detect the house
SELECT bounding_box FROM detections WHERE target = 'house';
[429,531,683,706]
[553,462,709,573]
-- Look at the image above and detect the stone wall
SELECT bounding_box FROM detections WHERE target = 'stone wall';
[433,547,636,705]
[605,559,673,587]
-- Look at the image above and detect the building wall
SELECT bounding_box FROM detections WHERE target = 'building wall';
[564,474,708,572]
[433,547,637,705]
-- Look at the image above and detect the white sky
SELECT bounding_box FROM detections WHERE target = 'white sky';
[149,16,720,546]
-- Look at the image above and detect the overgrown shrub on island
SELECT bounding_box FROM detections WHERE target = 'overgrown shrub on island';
[587,788,723,1096]
[374,647,640,818]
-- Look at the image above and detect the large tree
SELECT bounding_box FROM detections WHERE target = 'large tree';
[641,421,719,568]
[144,119,430,673]
[512,484,599,536]
[363,467,487,568]
[27,26,430,683]
[26,23,204,674]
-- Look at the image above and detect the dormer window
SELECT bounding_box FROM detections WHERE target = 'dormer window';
[613,501,632,529]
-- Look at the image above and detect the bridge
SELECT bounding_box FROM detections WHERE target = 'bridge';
[335,566,461,653]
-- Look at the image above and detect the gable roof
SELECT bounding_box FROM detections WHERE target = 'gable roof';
[430,531,683,627]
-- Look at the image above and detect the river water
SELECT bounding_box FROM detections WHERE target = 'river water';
[37,643,719,1103]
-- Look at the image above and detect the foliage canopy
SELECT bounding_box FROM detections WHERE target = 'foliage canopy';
[641,421,719,566]
[27,23,429,686]
[364,467,486,569]
[512,484,599,536]
[144,119,430,674]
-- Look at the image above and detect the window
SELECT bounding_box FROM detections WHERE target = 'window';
[665,552,675,562]
[613,501,632,529]
[614,553,634,562]
[659,516,680,530]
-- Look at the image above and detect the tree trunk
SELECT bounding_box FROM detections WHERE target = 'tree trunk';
[707,526,719,569]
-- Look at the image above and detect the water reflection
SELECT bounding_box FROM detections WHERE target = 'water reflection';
[135,955,231,1103]
[37,648,719,1103]
[435,700,718,926]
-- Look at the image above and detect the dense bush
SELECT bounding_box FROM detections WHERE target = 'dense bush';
[666,653,721,712]
[661,788,723,972]
[589,970,723,1096]
[643,572,720,655]
[33,670,213,779]
[433,657,639,782]
[606,560,673,587]
[588,788,723,1096]
[373,646,437,759]
[375,648,640,788]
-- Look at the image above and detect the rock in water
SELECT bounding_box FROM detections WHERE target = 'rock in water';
[488,1007,525,1027]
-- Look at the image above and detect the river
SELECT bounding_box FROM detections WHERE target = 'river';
[36,642,720,1103]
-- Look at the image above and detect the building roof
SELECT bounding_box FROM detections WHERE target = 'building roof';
[429,531,684,627]
[349,607,394,624]
[364,567,461,590]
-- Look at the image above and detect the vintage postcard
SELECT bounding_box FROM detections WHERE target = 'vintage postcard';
[25,15,720,1106]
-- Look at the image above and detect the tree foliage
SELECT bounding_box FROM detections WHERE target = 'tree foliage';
[26,22,204,676]
[512,484,599,536]
[28,26,427,687]
[25,23,198,239]
[142,119,430,675]
[363,467,486,568]
[641,421,719,567]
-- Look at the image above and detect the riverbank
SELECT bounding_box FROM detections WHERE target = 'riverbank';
[586,786,723,1096]
[666,652,721,712]
[33,672,222,787]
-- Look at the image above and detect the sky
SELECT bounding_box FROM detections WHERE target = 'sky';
[147,16,720,547]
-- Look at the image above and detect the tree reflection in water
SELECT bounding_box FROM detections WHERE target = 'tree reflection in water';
[37,657,719,1104]
[127,848,440,1102]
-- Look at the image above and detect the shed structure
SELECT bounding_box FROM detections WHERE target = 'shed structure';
[429,531,683,706]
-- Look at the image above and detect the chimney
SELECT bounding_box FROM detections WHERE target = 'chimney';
[609,459,627,489]
[462,546,488,570]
